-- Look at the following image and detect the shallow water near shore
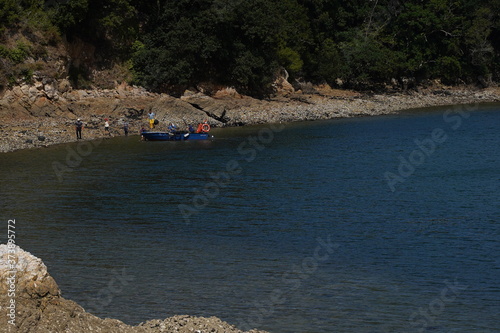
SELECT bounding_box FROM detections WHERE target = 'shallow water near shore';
[1,104,499,332]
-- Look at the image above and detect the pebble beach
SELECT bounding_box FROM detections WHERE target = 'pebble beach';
[1,82,499,153]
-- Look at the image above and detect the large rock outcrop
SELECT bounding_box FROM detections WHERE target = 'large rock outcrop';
[0,245,267,333]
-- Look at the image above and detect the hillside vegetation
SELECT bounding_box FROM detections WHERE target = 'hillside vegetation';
[1,0,499,96]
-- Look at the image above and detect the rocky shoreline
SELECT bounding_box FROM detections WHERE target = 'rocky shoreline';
[0,81,499,153]
[0,244,268,333]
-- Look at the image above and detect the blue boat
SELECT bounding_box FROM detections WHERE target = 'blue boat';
[141,131,211,141]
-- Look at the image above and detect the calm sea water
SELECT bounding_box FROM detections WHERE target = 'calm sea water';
[1,104,499,333]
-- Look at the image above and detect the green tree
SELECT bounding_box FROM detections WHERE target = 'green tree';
[0,0,20,30]
[133,0,284,96]
[52,0,137,55]
[463,6,495,79]
[51,0,89,32]
[391,0,466,82]
[312,38,345,84]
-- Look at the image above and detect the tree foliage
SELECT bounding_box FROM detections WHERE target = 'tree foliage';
[1,0,499,94]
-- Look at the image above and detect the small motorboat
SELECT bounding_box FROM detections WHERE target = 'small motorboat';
[141,131,211,141]
[142,122,212,141]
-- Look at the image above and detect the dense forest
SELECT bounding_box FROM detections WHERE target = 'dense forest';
[1,0,499,96]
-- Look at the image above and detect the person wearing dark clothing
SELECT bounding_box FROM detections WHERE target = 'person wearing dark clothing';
[104,119,111,136]
[168,122,178,133]
[123,122,129,136]
[75,119,83,139]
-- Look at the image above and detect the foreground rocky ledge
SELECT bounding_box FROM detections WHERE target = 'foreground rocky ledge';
[0,82,499,153]
[0,244,267,333]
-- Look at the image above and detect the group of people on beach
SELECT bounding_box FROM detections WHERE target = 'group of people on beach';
[74,118,129,139]
[74,112,209,140]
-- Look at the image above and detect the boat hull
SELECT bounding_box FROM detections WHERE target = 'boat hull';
[142,132,210,141]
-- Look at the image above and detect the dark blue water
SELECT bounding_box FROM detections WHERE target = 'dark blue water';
[1,104,499,332]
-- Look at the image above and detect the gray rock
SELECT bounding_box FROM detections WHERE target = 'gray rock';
[20,84,30,95]
[44,83,58,99]
[28,86,40,102]
[34,81,44,90]
[58,79,72,93]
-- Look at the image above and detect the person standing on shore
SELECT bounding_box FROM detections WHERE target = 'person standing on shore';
[168,122,178,133]
[148,111,155,129]
[104,119,111,136]
[140,127,146,140]
[75,118,83,139]
[123,121,129,136]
